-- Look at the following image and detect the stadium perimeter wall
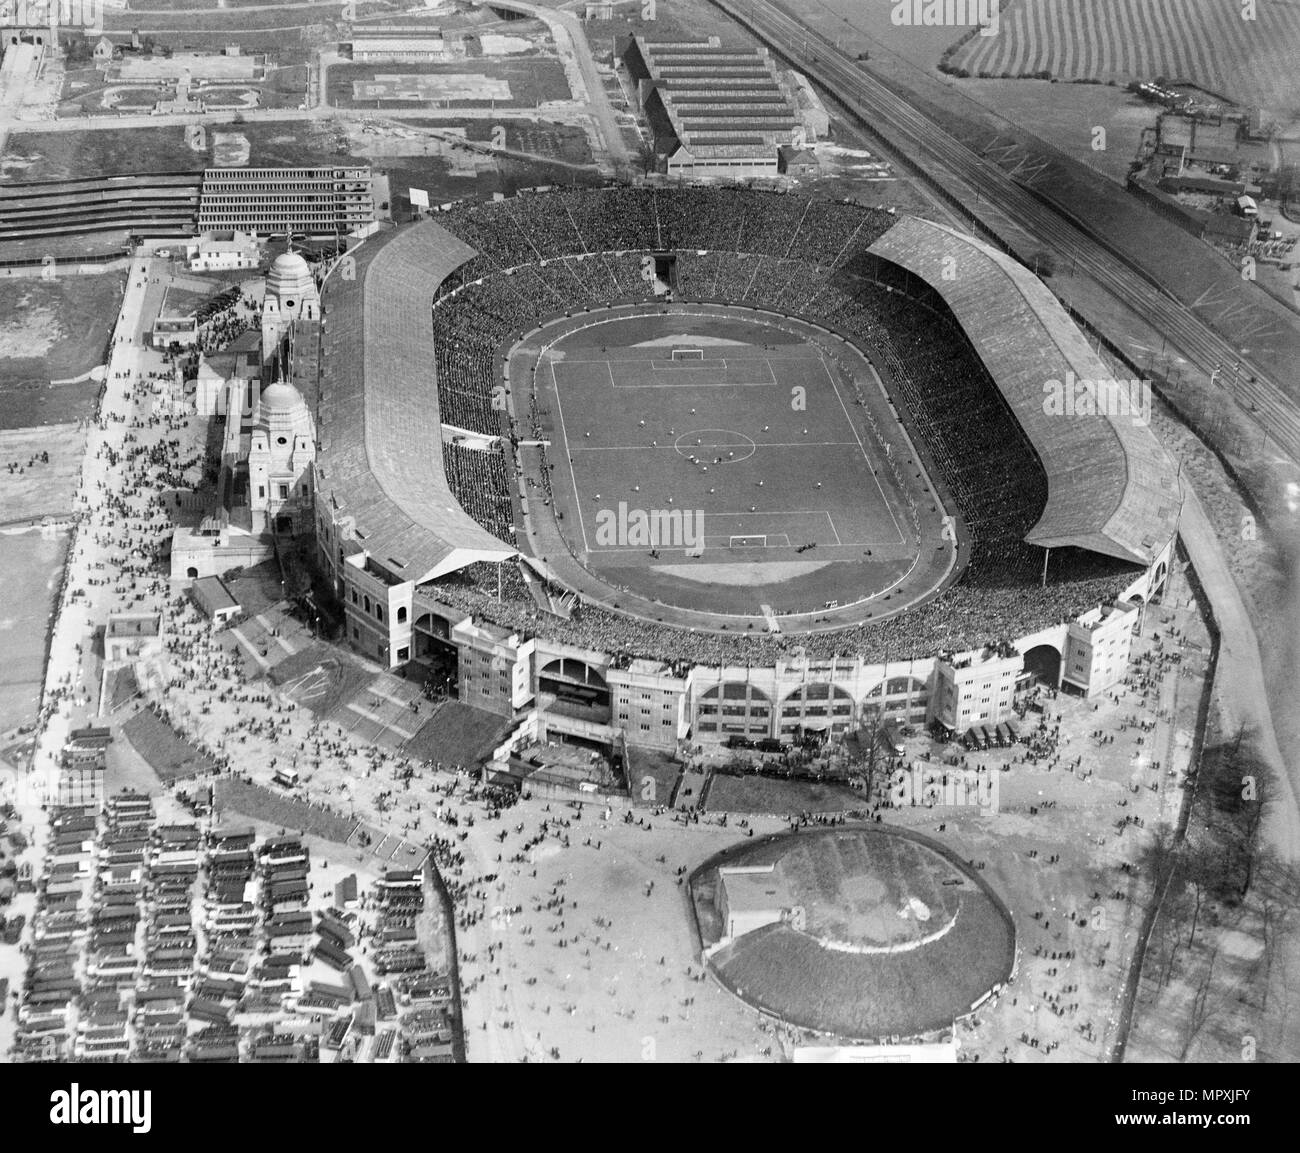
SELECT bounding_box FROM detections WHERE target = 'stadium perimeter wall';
[310,198,1175,754]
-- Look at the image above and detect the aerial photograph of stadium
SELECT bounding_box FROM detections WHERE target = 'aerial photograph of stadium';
[0,0,1296,1118]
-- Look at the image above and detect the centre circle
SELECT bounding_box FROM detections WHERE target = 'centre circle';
[673,429,757,464]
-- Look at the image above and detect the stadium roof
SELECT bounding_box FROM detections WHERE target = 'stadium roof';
[316,222,517,584]
[868,217,1180,566]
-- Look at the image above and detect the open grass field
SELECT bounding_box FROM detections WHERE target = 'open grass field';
[0,276,121,425]
[401,699,509,767]
[0,424,87,522]
[221,561,284,616]
[956,79,1155,186]
[767,0,1300,115]
[703,772,864,816]
[627,746,683,809]
[953,0,1300,115]
[104,4,342,31]
[270,646,375,716]
[0,126,202,181]
[121,707,219,784]
[695,826,1015,1038]
[2,119,594,204]
[539,308,950,618]
[215,777,359,843]
[0,529,67,733]
[103,720,163,794]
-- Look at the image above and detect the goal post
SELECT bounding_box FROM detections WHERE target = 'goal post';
[730,534,767,548]
[671,347,704,360]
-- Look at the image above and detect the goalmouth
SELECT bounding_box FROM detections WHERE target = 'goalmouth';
[730,534,768,548]
[671,347,705,360]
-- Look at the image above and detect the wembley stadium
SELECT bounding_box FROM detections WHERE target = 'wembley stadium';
[310,186,1180,752]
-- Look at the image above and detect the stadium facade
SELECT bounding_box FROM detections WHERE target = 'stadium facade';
[309,187,1178,757]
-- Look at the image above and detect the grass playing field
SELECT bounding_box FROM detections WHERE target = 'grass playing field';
[694,826,1016,1038]
[0,275,124,424]
[535,307,953,619]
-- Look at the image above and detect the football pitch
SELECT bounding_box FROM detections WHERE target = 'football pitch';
[526,307,955,621]
[548,322,906,555]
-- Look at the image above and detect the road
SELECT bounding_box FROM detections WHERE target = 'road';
[711,0,1300,467]
[0,104,591,132]
[482,0,630,172]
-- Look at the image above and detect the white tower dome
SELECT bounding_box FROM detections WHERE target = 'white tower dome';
[259,380,314,443]
[267,251,315,306]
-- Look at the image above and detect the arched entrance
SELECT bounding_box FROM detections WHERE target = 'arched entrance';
[539,658,611,724]
[778,682,854,738]
[1022,644,1062,687]
[411,611,459,694]
[860,675,929,728]
[696,681,771,739]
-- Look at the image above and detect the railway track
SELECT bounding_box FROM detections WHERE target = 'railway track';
[712,0,1300,466]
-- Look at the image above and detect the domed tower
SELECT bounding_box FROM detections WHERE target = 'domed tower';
[261,250,320,363]
[247,378,316,535]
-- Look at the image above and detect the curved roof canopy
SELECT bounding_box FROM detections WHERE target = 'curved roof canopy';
[316,223,517,584]
[869,217,1180,565]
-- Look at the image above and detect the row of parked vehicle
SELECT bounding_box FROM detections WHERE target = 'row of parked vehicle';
[724,736,787,754]
[959,720,1020,751]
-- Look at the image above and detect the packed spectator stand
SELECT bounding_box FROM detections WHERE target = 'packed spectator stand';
[412,186,1140,667]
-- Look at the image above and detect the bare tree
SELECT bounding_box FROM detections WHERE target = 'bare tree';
[1178,942,1220,1061]
[1251,853,1300,1013]
[1133,824,1191,985]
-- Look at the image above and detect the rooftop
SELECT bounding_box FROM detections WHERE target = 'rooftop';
[868,217,1180,565]
[191,575,240,615]
[316,221,517,584]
